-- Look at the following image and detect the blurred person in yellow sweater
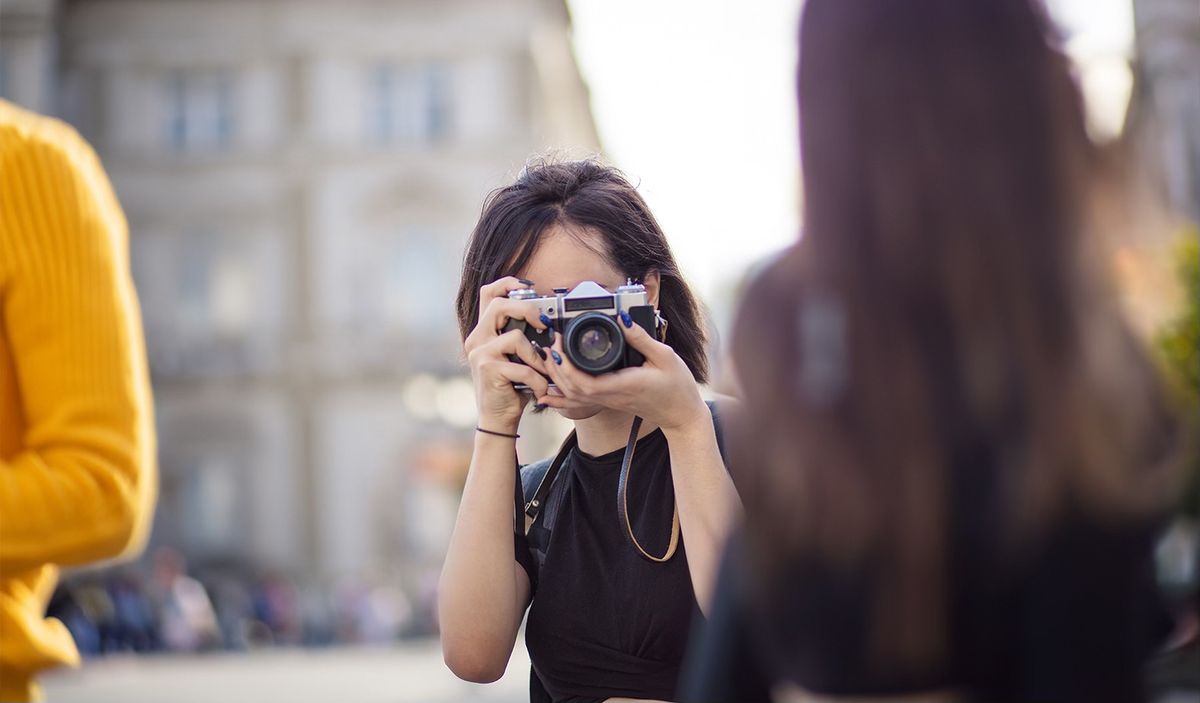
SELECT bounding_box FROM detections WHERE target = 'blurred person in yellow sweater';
[0,99,156,701]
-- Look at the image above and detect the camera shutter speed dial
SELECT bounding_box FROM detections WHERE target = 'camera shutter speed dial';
[615,280,645,295]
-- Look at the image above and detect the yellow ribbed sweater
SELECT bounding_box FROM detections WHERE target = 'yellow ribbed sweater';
[0,99,156,702]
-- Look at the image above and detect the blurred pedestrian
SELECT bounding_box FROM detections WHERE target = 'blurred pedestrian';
[110,572,158,652]
[680,1,1186,702]
[0,99,157,701]
[148,548,220,652]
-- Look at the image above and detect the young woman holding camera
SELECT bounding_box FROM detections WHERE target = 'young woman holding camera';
[438,159,741,703]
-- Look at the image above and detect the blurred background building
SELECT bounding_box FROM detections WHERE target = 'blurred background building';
[1132,0,1200,222]
[1,0,595,603]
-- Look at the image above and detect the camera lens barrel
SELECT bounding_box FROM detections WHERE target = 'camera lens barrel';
[563,312,626,374]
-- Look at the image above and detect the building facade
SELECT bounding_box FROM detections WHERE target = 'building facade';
[1133,0,1200,221]
[1,0,598,587]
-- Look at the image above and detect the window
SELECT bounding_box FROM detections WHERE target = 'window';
[164,68,235,150]
[367,61,450,145]
[384,229,454,329]
[181,454,244,556]
[178,235,216,330]
[177,231,252,338]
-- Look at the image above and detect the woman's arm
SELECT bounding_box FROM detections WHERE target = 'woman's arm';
[438,276,552,683]
[438,431,531,683]
[0,109,156,573]
[661,399,743,614]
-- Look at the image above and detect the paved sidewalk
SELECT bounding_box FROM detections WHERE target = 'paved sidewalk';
[41,640,529,703]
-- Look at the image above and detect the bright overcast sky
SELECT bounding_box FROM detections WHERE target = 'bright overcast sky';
[566,0,803,313]
[566,0,1137,319]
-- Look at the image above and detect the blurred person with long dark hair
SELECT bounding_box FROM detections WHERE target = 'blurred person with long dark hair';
[679,1,1185,701]
[0,99,157,701]
[439,159,741,702]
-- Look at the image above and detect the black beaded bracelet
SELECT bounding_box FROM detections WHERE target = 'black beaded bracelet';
[475,426,520,439]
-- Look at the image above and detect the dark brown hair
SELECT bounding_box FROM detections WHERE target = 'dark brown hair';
[455,158,709,383]
[732,0,1181,670]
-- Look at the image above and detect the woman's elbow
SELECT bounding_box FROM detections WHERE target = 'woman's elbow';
[102,438,157,557]
[87,494,143,561]
[112,496,152,557]
[80,470,154,565]
[441,637,508,683]
[436,579,506,682]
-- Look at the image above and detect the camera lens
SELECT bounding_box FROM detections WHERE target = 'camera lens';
[577,327,613,361]
[564,312,625,374]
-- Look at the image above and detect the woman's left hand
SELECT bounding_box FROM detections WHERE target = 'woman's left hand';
[535,312,710,433]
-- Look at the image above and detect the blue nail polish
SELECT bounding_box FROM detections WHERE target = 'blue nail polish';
[619,310,633,328]
[534,403,546,411]
[550,350,562,365]
[539,313,553,328]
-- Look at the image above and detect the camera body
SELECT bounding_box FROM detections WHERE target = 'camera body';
[503,280,661,380]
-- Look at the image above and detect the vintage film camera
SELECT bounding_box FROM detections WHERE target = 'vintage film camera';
[503,280,664,387]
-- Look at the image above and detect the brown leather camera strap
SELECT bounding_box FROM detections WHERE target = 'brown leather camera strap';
[617,416,679,563]
[518,416,678,563]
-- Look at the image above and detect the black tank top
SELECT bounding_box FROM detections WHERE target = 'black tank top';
[519,428,699,702]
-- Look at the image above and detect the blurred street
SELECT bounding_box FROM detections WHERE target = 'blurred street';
[40,640,530,703]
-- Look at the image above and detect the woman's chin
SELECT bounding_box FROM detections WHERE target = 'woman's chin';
[554,405,605,421]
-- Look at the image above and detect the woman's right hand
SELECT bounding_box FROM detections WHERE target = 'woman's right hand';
[463,277,553,433]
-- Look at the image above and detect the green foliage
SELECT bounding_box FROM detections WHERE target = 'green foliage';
[1156,227,1200,516]
[1158,231,1200,394]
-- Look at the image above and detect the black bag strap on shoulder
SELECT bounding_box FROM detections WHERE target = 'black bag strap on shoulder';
[517,430,578,528]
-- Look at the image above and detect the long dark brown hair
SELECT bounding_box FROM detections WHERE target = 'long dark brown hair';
[732,0,1181,670]
[456,158,709,383]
